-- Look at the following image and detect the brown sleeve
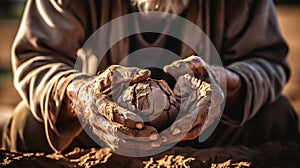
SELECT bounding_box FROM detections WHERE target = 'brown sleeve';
[12,0,90,151]
[221,0,290,125]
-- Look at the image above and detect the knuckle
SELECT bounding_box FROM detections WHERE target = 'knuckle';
[110,64,120,70]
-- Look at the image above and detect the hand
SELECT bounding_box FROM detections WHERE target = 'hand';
[66,65,161,151]
[160,56,225,144]
[164,55,245,107]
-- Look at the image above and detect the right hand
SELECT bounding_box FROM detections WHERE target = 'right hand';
[66,65,161,151]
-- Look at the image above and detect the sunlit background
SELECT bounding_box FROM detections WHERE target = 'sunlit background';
[0,0,300,129]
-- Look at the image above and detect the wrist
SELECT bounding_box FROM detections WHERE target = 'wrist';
[221,69,246,121]
[56,79,86,132]
[225,69,246,107]
[66,78,87,101]
[60,77,90,120]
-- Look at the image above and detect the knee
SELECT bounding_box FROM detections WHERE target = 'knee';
[2,101,53,153]
[254,95,299,141]
[259,96,298,125]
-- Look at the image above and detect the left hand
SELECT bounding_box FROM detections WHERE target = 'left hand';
[160,56,225,144]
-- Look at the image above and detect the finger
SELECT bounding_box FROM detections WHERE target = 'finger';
[169,108,199,136]
[179,108,220,143]
[210,83,225,106]
[168,95,219,142]
[89,114,158,143]
[89,115,158,145]
[159,106,199,144]
[211,105,221,120]
[203,84,223,122]
[181,124,203,141]
[88,112,114,133]
[91,123,161,152]
[159,129,186,145]
[190,91,211,128]
[130,68,151,83]
[202,105,221,131]
[94,95,144,129]
[115,139,162,155]
[91,117,158,141]
[117,125,159,141]
[90,121,120,150]
[171,94,204,135]
[170,91,211,136]
[114,105,144,129]
[163,56,208,79]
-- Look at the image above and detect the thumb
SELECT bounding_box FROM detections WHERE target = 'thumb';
[112,65,151,84]
[163,59,192,78]
[164,56,208,79]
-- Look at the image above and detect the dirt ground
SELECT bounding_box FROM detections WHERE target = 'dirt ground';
[1,141,299,168]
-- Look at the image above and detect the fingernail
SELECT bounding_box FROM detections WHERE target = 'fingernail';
[161,136,168,143]
[163,66,168,72]
[128,105,135,111]
[136,123,143,129]
[151,142,160,148]
[140,69,150,75]
[150,132,158,140]
[172,128,181,135]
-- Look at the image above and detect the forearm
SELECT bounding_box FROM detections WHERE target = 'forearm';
[222,58,288,126]
[220,0,290,125]
[11,0,89,151]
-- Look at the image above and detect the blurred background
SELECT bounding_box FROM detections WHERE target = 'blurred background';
[0,0,300,129]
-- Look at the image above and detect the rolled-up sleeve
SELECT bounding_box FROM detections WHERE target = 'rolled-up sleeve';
[12,0,89,151]
[222,0,290,125]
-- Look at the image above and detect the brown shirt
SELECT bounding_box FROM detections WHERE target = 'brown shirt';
[12,0,289,151]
